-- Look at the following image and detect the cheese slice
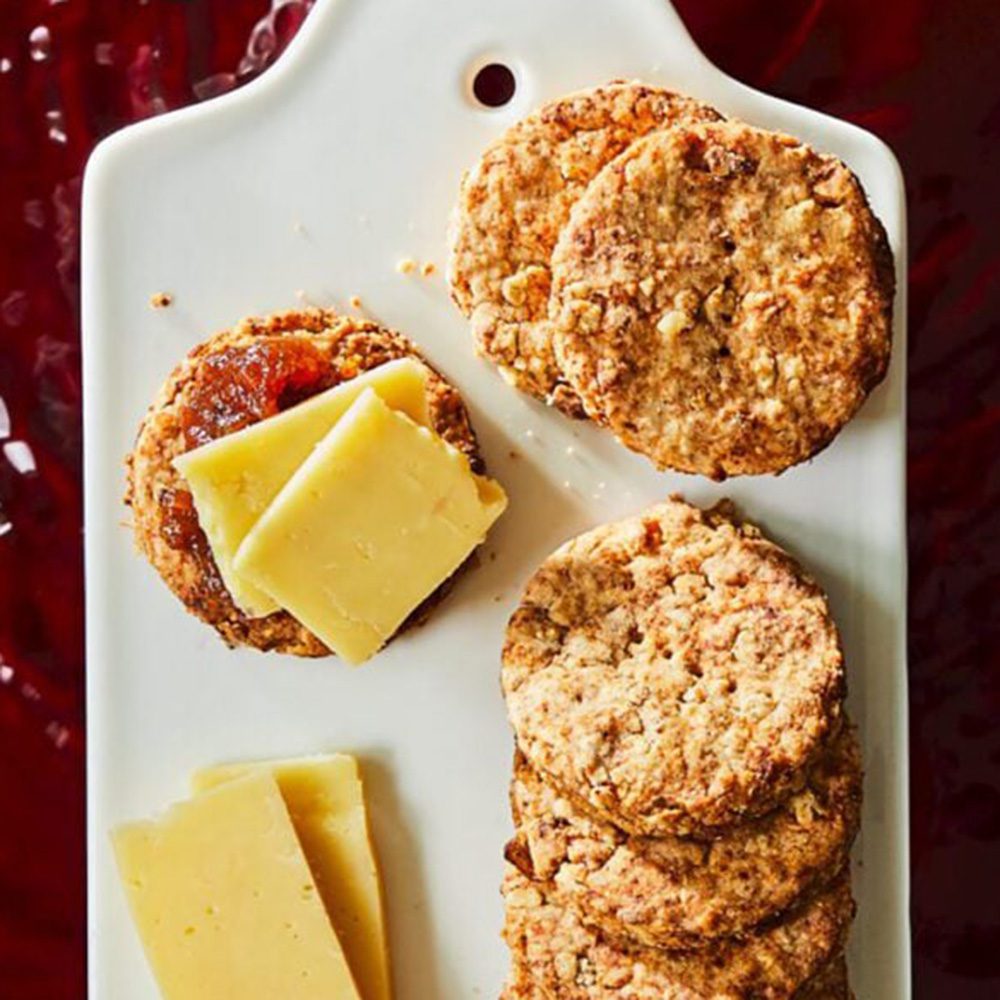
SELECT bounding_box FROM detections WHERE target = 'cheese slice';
[192,755,390,1000]
[232,388,507,664]
[173,358,432,616]
[111,772,362,1000]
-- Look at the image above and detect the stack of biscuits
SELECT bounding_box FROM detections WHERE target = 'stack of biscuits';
[449,81,894,480]
[498,497,861,998]
[453,78,886,995]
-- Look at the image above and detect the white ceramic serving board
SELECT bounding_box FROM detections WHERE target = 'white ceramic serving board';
[83,0,909,996]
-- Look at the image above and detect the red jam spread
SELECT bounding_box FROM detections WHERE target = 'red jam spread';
[180,338,333,449]
[160,338,335,571]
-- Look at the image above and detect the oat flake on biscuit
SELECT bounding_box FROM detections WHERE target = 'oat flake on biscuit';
[501,865,854,999]
[506,722,861,950]
[550,119,894,477]
[501,497,845,837]
[125,308,484,657]
[447,81,721,417]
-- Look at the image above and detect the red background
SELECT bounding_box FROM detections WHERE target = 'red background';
[1,1,998,996]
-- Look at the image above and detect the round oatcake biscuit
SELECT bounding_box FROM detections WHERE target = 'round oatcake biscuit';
[550,119,894,478]
[125,308,483,657]
[505,723,861,949]
[501,866,854,1000]
[499,958,849,1000]
[500,957,849,1000]
[501,497,845,837]
[448,81,721,417]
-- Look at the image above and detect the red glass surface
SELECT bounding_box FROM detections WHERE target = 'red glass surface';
[0,1,997,996]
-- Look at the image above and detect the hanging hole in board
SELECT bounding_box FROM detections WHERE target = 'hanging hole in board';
[472,62,517,108]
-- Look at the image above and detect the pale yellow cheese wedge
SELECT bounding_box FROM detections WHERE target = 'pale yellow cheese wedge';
[192,755,390,1000]
[232,388,507,664]
[173,358,431,616]
[111,772,362,1000]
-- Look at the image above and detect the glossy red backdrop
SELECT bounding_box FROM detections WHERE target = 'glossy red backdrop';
[0,1,997,996]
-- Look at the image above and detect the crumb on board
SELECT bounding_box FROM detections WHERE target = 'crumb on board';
[396,258,437,278]
[349,295,363,309]
[149,291,173,309]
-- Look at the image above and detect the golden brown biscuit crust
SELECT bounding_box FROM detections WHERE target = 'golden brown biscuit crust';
[502,866,854,999]
[502,497,845,836]
[795,956,850,999]
[506,724,861,949]
[125,308,483,656]
[502,958,850,1000]
[500,962,548,1000]
[448,81,722,416]
[551,120,894,478]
